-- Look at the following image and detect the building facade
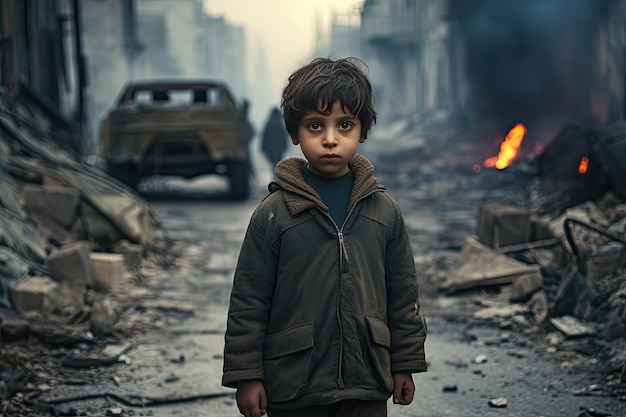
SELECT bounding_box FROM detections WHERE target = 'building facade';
[0,0,86,152]
[360,0,454,125]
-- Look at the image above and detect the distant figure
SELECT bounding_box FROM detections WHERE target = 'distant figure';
[260,107,288,168]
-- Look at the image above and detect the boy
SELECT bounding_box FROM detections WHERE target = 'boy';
[222,57,427,417]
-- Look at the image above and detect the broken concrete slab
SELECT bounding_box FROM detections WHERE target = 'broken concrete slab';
[10,275,59,314]
[46,241,96,288]
[81,201,125,247]
[21,184,80,228]
[46,241,98,311]
[441,236,543,293]
[550,315,596,338]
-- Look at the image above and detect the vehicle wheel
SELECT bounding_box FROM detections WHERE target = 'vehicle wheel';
[107,163,140,190]
[228,162,250,200]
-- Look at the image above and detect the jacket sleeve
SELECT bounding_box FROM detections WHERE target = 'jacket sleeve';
[385,204,427,374]
[222,207,277,388]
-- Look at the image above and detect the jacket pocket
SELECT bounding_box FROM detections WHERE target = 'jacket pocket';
[263,322,314,402]
[366,316,394,393]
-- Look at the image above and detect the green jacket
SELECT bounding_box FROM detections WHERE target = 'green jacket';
[222,154,427,409]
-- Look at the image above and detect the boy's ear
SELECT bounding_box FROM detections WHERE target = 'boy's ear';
[359,136,367,143]
[290,135,299,145]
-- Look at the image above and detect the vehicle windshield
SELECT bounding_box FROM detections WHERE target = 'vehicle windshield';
[121,85,236,109]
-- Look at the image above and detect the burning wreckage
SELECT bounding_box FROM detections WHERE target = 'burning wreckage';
[438,120,626,389]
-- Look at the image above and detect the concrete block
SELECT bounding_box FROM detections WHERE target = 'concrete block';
[46,241,96,288]
[89,253,126,291]
[477,203,530,249]
[11,276,59,314]
[22,184,79,228]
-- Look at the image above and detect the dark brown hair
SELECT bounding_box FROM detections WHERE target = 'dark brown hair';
[281,57,377,139]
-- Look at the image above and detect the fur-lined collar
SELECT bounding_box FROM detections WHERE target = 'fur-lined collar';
[270,154,383,216]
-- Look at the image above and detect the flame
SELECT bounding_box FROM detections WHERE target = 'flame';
[484,123,527,169]
[578,156,589,174]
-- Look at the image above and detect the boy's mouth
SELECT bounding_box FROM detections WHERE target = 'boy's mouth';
[322,154,340,160]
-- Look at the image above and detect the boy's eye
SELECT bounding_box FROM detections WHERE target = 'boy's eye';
[308,122,322,131]
[338,122,353,131]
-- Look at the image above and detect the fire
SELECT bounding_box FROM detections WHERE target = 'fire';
[578,156,589,174]
[484,123,527,169]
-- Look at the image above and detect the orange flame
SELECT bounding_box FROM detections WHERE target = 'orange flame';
[578,156,589,174]
[484,123,527,169]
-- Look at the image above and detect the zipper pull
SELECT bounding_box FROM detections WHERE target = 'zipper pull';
[337,378,345,389]
[338,231,350,273]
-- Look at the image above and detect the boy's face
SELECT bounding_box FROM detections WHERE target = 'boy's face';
[291,101,365,178]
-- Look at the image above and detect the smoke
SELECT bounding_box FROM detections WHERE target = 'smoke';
[453,0,610,141]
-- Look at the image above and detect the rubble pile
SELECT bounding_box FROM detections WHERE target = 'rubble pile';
[373,114,626,400]
[0,88,177,415]
[436,125,626,396]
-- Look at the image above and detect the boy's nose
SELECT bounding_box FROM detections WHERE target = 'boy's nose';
[324,130,338,146]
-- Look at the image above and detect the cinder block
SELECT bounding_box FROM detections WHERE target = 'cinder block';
[89,253,126,291]
[477,203,530,249]
[22,184,79,227]
[11,276,59,314]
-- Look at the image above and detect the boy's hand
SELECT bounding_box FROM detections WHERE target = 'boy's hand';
[236,379,267,417]
[392,372,415,405]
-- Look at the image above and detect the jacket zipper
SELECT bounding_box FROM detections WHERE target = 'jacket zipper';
[321,187,381,390]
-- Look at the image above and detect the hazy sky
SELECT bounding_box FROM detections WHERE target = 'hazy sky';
[203,0,363,94]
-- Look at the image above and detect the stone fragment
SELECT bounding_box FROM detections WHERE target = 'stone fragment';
[488,398,508,408]
[89,253,126,291]
[10,276,59,314]
[22,184,80,227]
[106,407,123,416]
[472,354,488,364]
